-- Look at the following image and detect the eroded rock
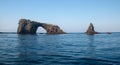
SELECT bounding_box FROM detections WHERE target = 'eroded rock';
[17,19,65,34]
[86,23,99,35]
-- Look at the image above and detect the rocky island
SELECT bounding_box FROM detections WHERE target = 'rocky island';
[86,23,99,35]
[17,19,66,34]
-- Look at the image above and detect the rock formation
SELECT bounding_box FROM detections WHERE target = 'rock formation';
[86,23,98,35]
[17,19,66,34]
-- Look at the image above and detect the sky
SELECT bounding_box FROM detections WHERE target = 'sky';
[0,0,120,33]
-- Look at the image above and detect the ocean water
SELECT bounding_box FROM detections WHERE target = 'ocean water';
[0,33,120,65]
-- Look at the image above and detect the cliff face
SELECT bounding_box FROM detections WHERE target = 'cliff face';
[86,23,98,35]
[17,19,65,34]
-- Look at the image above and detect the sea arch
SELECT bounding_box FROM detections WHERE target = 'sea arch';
[17,19,65,34]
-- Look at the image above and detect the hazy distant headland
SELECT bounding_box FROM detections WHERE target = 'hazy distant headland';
[0,32,17,34]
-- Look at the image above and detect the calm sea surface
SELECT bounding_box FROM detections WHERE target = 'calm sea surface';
[0,33,120,65]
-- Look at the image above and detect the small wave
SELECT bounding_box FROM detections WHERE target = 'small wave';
[80,57,120,64]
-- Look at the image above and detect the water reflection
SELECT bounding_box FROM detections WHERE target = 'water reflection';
[17,34,39,64]
[41,34,61,55]
[86,35,96,58]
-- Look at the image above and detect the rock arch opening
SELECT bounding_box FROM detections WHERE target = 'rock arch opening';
[37,27,46,34]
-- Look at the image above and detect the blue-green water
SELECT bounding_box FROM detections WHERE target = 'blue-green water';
[0,33,120,65]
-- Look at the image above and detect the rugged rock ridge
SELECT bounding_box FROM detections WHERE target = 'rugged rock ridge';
[17,19,65,34]
[42,23,65,34]
[86,23,98,35]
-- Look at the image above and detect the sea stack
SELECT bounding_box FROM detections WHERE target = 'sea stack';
[86,23,98,35]
[17,19,65,34]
